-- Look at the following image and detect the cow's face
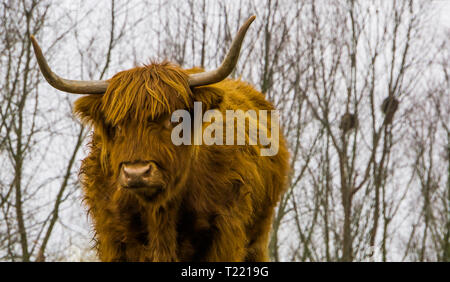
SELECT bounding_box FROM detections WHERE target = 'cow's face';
[30,17,255,203]
[75,63,197,203]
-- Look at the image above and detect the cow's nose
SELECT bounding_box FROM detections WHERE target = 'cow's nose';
[119,162,152,188]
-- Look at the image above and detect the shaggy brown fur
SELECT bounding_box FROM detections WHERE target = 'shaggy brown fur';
[74,62,289,262]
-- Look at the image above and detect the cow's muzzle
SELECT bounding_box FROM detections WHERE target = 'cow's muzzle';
[118,161,165,192]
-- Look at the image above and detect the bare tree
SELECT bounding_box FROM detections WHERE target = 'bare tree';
[403,37,449,261]
[0,0,136,261]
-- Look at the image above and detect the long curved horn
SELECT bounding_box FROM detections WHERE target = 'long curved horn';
[30,35,108,94]
[188,15,256,87]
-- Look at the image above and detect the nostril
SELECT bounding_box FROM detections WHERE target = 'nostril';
[122,166,131,178]
[143,166,151,176]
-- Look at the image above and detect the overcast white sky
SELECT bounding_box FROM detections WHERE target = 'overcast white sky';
[435,0,450,27]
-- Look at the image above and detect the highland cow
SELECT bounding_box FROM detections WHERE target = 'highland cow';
[31,16,289,262]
